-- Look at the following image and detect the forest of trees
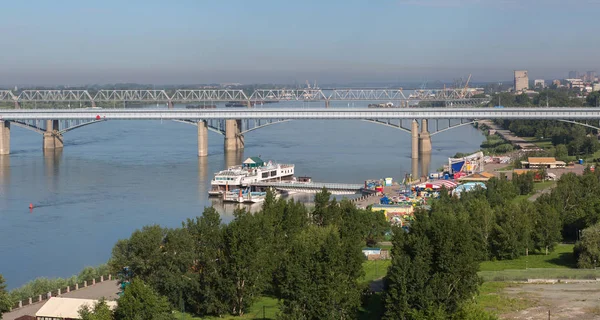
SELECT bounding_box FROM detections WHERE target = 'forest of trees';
[4,168,600,319]
[106,190,388,319]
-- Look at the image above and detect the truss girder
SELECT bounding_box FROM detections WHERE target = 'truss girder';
[171,90,248,102]
[93,90,170,102]
[4,88,484,104]
[329,89,408,101]
[0,90,16,102]
[18,90,94,102]
[249,89,326,101]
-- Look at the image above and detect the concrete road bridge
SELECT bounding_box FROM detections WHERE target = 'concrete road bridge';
[2,107,600,172]
[0,88,487,108]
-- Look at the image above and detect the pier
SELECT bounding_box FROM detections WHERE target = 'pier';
[251,181,367,195]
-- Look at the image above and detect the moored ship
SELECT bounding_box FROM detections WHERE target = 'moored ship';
[209,156,295,196]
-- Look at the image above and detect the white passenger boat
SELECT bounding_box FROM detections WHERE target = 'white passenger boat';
[209,157,295,196]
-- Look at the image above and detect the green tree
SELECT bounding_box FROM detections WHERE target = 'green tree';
[466,198,496,260]
[0,274,12,317]
[532,199,562,254]
[554,144,569,161]
[587,91,600,107]
[277,226,362,320]
[114,279,174,320]
[108,225,168,281]
[222,209,270,316]
[512,172,534,195]
[383,208,481,319]
[491,202,533,260]
[184,207,229,317]
[79,298,115,320]
[573,223,600,269]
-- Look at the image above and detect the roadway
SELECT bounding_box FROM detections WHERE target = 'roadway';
[2,107,600,120]
[2,280,119,320]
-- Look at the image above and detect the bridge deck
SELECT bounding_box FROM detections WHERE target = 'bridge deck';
[2,107,600,120]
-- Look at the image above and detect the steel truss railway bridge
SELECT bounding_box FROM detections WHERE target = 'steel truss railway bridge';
[0,88,486,108]
[2,107,600,176]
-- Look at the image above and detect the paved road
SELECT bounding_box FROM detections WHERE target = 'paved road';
[1,280,119,320]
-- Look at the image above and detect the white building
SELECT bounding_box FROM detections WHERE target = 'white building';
[593,83,600,92]
[566,78,585,90]
[534,79,545,88]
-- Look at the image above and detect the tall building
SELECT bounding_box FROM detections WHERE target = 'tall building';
[514,70,529,92]
[586,71,596,82]
[568,70,579,79]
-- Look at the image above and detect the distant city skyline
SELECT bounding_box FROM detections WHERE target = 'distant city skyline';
[1,0,599,85]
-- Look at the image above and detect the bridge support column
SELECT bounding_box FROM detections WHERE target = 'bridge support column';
[14,101,20,109]
[224,119,244,151]
[43,120,64,150]
[411,120,419,159]
[0,121,10,155]
[419,119,432,154]
[197,120,208,157]
[168,101,174,109]
[325,100,330,108]
[411,120,419,180]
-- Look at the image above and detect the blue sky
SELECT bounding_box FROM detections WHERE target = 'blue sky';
[1,0,599,85]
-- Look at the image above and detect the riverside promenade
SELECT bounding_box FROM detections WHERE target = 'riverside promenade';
[2,280,119,320]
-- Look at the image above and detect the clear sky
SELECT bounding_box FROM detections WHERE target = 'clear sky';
[1,0,599,85]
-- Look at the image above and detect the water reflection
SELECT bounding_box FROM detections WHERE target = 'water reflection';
[43,149,62,192]
[224,149,244,169]
[198,156,208,196]
[0,155,9,192]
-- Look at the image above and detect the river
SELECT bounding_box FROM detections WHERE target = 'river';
[0,103,485,289]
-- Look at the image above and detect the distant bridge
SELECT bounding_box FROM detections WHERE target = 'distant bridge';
[251,181,365,195]
[0,88,486,108]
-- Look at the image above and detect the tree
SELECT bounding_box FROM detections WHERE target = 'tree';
[490,202,533,260]
[573,223,600,269]
[532,199,562,254]
[587,91,600,107]
[512,172,534,195]
[108,225,168,281]
[0,274,12,317]
[184,207,229,317]
[114,279,174,320]
[222,209,271,316]
[466,198,496,260]
[79,298,115,320]
[383,208,481,319]
[554,144,569,161]
[277,226,362,320]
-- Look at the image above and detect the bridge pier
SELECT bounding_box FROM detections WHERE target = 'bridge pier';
[419,119,432,154]
[43,120,64,150]
[168,101,174,109]
[197,120,208,157]
[325,100,330,108]
[411,120,419,159]
[0,121,10,155]
[14,101,20,109]
[224,119,244,151]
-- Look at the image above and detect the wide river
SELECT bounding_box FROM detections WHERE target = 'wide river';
[0,103,485,289]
